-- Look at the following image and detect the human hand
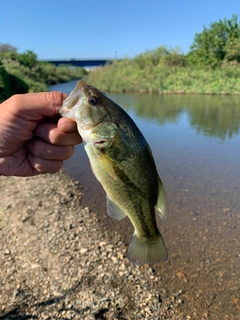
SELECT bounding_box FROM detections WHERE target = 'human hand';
[0,92,82,176]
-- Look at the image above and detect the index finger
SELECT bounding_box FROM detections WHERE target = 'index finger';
[6,92,68,120]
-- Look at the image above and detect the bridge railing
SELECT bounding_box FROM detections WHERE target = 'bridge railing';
[43,59,114,67]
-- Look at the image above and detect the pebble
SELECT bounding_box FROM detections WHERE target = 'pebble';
[80,248,88,254]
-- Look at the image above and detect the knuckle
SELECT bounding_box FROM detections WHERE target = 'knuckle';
[45,91,64,108]
[6,95,23,113]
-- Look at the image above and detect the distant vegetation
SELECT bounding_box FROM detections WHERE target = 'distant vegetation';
[1,15,240,102]
[0,44,87,102]
[87,15,240,95]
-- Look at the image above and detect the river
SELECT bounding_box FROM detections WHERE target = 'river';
[49,80,240,317]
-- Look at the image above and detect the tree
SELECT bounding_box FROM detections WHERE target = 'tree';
[18,50,38,68]
[0,43,17,52]
[134,46,186,69]
[0,61,28,102]
[188,15,240,67]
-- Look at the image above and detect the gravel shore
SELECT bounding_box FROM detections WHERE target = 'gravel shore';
[0,170,239,319]
[0,170,185,320]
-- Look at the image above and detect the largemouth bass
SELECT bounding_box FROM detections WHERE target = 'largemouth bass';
[59,80,168,265]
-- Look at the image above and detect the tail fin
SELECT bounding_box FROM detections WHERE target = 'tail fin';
[127,232,168,266]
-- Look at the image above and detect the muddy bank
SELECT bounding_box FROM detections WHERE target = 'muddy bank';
[0,170,239,319]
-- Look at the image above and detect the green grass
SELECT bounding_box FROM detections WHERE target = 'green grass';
[87,58,240,95]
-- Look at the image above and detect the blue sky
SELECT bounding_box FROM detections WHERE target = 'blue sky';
[1,0,240,60]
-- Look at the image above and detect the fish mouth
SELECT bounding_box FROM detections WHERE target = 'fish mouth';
[59,80,86,116]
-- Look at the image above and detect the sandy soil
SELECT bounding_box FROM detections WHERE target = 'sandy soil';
[0,170,239,319]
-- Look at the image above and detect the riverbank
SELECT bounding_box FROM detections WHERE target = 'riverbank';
[1,169,240,319]
[0,170,186,320]
[86,59,240,95]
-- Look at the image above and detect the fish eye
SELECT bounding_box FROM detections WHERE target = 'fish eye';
[88,95,99,105]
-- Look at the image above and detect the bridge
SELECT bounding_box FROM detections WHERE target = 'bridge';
[45,59,112,67]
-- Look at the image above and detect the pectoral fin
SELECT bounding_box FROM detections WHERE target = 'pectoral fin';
[155,178,167,222]
[107,196,126,221]
[92,147,118,181]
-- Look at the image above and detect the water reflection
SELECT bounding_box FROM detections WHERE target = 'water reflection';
[109,92,240,140]
[187,99,240,139]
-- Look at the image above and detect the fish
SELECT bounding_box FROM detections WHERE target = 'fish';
[59,80,168,265]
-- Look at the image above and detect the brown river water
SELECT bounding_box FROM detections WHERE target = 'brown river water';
[50,80,240,318]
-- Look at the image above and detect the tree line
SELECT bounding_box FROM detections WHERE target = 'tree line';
[0,45,87,102]
[135,14,240,68]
